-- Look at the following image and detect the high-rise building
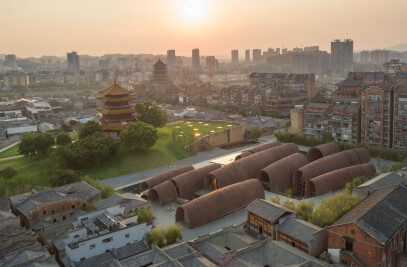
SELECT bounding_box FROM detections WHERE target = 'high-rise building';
[370,50,389,65]
[361,84,393,148]
[331,39,353,73]
[393,85,407,149]
[275,48,280,55]
[360,51,370,64]
[67,51,80,71]
[282,48,288,55]
[4,54,17,70]
[231,50,239,65]
[253,49,262,64]
[167,50,176,68]
[206,56,216,73]
[245,49,250,63]
[192,48,200,71]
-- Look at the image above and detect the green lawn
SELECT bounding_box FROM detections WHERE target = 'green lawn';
[0,121,236,185]
[0,145,20,159]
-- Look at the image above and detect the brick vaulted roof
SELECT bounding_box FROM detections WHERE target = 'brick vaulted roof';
[331,185,407,245]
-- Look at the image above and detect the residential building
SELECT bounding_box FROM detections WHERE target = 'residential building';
[253,49,262,64]
[361,84,393,147]
[2,73,29,88]
[245,49,250,63]
[0,225,39,262]
[360,50,370,64]
[383,59,407,74]
[245,198,294,239]
[61,205,152,263]
[393,85,407,148]
[67,51,80,71]
[331,39,353,73]
[0,246,59,266]
[205,56,216,74]
[231,49,238,65]
[326,185,407,267]
[192,48,200,71]
[4,54,17,70]
[370,50,389,65]
[9,181,100,227]
[167,49,176,68]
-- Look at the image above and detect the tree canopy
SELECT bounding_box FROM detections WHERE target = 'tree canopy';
[0,167,18,180]
[135,101,166,128]
[250,128,262,140]
[56,132,119,169]
[19,133,54,158]
[120,121,158,150]
[56,132,72,146]
[78,121,103,139]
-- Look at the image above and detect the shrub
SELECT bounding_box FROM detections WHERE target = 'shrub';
[137,206,154,224]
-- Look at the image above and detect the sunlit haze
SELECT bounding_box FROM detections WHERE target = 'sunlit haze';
[0,0,406,57]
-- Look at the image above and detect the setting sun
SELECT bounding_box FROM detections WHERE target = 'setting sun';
[182,0,204,20]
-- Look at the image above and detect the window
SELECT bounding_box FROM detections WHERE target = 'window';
[63,216,66,221]
[83,203,86,208]
[51,210,55,214]
[74,234,80,239]
[71,204,75,209]
[53,219,57,223]
[43,211,46,215]
[344,237,354,252]
[102,237,113,243]
[105,249,110,253]
[89,244,96,249]
[125,233,130,238]
[62,205,65,211]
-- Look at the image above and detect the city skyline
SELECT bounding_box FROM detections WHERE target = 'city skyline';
[1,0,407,58]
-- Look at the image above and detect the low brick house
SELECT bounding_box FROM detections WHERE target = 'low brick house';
[245,199,294,239]
[326,185,407,267]
[9,181,100,227]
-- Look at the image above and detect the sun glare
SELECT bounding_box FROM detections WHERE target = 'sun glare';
[182,0,204,20]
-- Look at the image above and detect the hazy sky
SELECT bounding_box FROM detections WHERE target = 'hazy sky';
[1,0,406,58]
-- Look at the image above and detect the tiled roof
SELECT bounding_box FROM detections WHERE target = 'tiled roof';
[13,182,100,216]
[278,217,322,244]
[99,83,133,96]
[246,199,294,224]
[332,185,407,244]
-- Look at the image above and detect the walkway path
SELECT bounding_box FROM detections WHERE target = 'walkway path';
[0,155,24,161]
[101,136,276,189]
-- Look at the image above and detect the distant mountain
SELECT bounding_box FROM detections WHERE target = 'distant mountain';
[385,43,407,52]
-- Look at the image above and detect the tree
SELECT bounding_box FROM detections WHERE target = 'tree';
[321,132,333,143]
[270,196,280,204]
[250,128,262,141]
[81,176,115,199]
[34,134,52,156]
[165,224,183,244]
[120,122,158,150]
[0,167,17,180]
[137,206,154,224]
[267,109,280,118]
[60,123,73,133]
[78,121,103,139]
[59,132,119,169]
[45,133,55,147]
[49,169,77,187]
[345,176,369,193]
[250,109,259,117]
[19,133,36,159]
[135,101,166,128]
[309,191,362,227]
[56,133,72,146]
[147,226,166,247]
[296,200,314,221]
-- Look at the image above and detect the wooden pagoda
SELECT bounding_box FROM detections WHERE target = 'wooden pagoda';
[97,81,136,137]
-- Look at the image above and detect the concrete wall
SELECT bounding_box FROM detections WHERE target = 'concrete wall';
[186,121,246,152]
[288,109,304,134]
